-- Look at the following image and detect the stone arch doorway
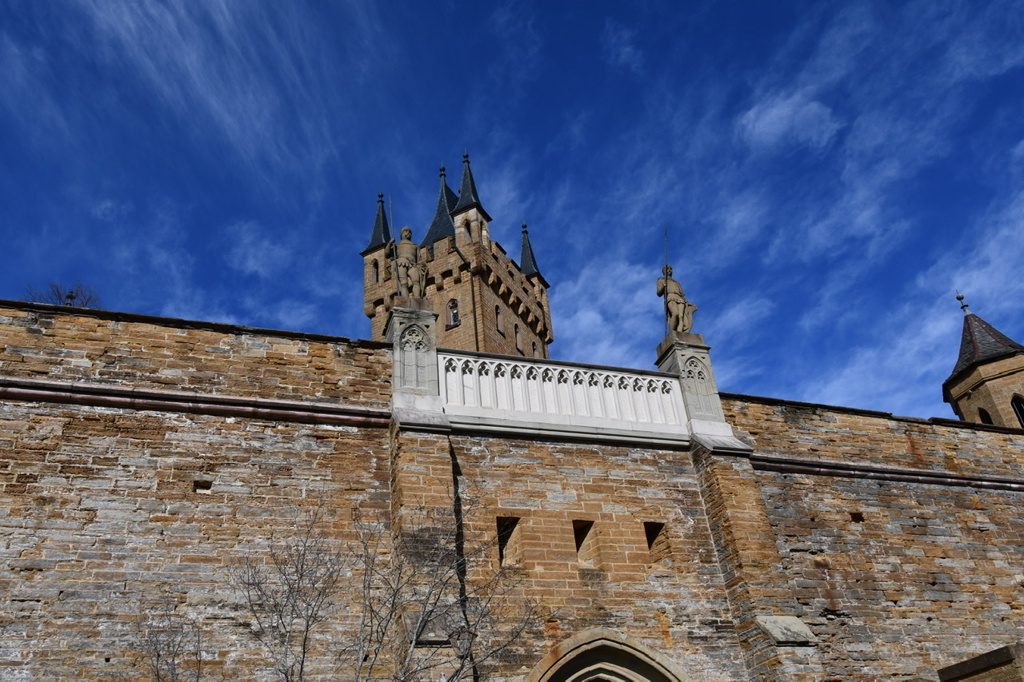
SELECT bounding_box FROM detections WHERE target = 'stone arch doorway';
[526,629,686,682]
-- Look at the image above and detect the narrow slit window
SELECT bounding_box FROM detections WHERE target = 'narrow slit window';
[495,305,504,336]
[978,408,994,425]
[372,259,380,283]
[447,299,461,329]
[573,520,598,566]
[496,516,521,566]
[1013,395,1024,428]
[644,521,670,564]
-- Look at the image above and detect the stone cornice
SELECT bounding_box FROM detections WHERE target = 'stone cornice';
[750,451,1024,491]
[0,376,391,428]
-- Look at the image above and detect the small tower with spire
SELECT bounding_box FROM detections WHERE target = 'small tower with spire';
[943,294,1024,428]
[361,194,393,328]
[361,155,554,357]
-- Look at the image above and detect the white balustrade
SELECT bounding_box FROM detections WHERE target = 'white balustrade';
[438,353,690,444]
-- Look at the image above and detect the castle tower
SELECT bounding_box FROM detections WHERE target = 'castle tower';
[943,295,1024,428]
[361,156,554,357]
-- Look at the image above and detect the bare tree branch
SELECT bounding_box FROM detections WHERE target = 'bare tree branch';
[232,505,346,682]
[25,282,102,308]
[346,493,538,682]
[126,613,206,682]
[232,494,536,681]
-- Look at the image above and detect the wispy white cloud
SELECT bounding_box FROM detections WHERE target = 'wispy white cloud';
[552,258,663,369]
[64,0,387,190]
[602,19,643,75]
[794,184,1024,417]
[486,1,542,96]
[224,220,292,280]
[0,32,71,151]
[738,90,842,153]
[91,199,133,222]
[929,189,1024,316]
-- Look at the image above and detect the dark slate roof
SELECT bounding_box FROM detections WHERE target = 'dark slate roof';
[451,154,491,221]
[519,224,541,277]
[946,312,1024,384]
[420,167,459,247]
[361,194,391,255]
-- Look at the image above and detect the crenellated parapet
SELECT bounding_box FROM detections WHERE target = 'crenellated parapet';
[362,156,552,358]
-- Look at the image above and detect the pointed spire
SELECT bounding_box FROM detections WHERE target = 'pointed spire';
[946,297,1024,383]
[420,166,460,246]
[451,153,491,221]
[361,193,391,255]
[520,224,541,277]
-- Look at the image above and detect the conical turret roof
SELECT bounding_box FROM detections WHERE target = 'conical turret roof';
[361,194,391,255]
[451,154,491,221]
[421,167,459,247]
[520,224,541,277]
[945,303,1024,386]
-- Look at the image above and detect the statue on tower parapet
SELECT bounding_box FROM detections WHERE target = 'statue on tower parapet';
[658,264,698,333]
[388,226,427,299]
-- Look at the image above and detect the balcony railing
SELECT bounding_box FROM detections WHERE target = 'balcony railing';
[438,352,689,444]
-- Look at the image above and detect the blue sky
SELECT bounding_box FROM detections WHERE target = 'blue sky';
[2,1,1024,420]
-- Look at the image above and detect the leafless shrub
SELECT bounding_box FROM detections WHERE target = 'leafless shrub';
[25,282,101,308]
[233,494,535,681]
[232,505,345,682]
[348,495,537,682]
[128,615,205,682]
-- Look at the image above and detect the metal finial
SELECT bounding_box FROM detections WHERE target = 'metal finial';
[463,152,470,163]
[522,223,528,233]
[439,165,445,177]
[956,291,970,314]
[377,193,384,202]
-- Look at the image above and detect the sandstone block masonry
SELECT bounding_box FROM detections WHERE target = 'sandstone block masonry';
[723,394,1024,680]
[3,299,1024,680]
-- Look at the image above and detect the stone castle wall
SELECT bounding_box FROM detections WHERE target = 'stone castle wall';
[3,301,1024,679]
[0,302,395,679]
[723,396,1024,679]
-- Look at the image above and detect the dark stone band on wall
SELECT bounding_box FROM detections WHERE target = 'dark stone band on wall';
[751,452,1024,491]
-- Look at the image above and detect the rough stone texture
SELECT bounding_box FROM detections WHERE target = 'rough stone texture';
[724,395,1024,680]
[0,304,391,408]
[363,219,553,359]
[450,434,749,680]
[0,400,390,680]
[3,300,1024,680]
[938,642,1024,680]
[755,616,818,645]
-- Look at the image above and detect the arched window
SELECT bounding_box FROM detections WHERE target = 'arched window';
[371,259,379,283]
[446,299,460,329]
[978,408,994,425]
[1013,395,1024,429]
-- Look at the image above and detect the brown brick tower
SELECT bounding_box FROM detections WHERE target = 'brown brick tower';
[943,295,1024,427]
[362,155,553,357]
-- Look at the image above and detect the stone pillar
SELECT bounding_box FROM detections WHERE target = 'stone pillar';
[656,331,748,454]
[659,331,824,679]
[385,299,461,660]
[385,298,449,433]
